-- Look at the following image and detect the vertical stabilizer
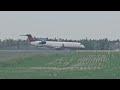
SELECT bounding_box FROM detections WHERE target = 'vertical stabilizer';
[20,34,35,42]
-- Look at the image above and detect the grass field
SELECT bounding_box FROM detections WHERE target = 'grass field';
[0,50,120,79]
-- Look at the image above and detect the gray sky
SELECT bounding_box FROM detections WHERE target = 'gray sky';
[0,11,120,40]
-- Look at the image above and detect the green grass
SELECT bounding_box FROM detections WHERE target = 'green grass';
[0,51,120,79]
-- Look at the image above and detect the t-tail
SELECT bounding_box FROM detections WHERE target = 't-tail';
[20,34,35,42]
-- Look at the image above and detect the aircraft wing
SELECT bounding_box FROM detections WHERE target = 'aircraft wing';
[54,46,60,48]
[54,44,64,49]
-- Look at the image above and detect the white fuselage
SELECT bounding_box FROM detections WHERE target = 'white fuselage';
[30,41,85,49]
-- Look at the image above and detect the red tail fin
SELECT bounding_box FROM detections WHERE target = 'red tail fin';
[26,34,35,42]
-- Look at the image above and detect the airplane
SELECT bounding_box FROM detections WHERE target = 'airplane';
[20,34,85,50]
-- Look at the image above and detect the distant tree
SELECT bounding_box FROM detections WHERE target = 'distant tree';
[54,37,57,41]
[0,39,2,48]
[65,39,68,42]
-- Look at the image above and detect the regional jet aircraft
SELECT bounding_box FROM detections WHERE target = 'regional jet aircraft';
[21,34,85,50]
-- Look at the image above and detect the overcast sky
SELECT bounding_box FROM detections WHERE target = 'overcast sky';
[0,11,120,40]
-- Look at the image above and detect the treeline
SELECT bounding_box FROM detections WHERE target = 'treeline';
[0,39,31,50]
[0,38,120,50]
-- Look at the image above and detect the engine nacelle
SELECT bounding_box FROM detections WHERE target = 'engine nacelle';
[38,41,46,44]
